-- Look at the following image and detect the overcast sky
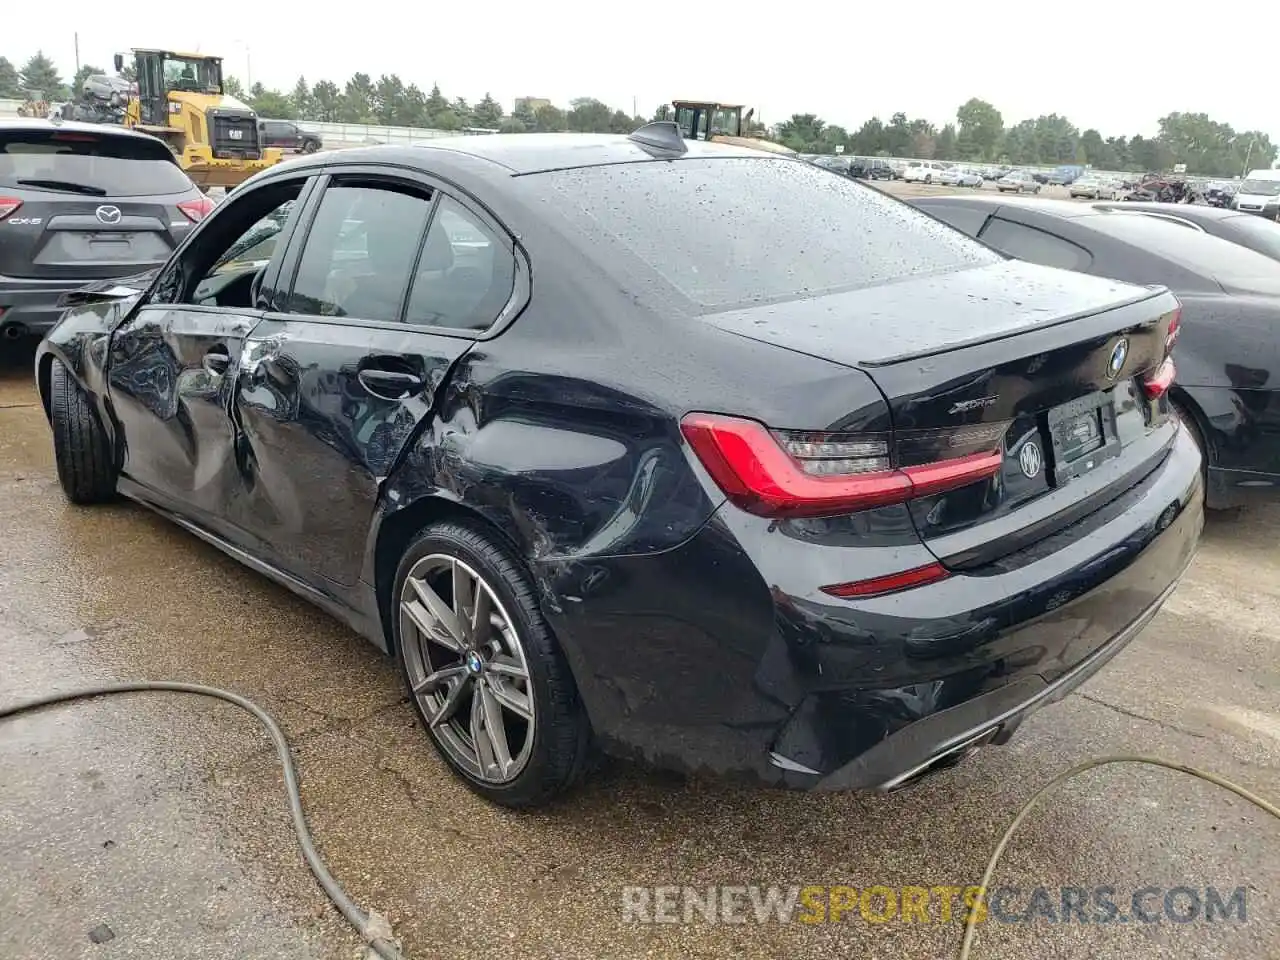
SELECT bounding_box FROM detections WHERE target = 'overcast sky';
[9,1,1280,142]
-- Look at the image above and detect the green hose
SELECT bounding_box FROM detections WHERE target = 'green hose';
[959,755,1280,959]
[0,681,404,960]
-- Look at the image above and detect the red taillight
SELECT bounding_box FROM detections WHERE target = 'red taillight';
[0,197,22,219]
[177,196,216,223]
[1164,305,1181,353]
[679,413,1004,519]
[821,562,950,599]
[1141,358,1176,399]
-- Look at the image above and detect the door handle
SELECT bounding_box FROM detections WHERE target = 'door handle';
[203,347,231,375]
[357,368,426,400]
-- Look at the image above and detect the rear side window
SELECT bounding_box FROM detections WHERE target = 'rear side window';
[918,202,992,239]
[538,158,998,311]
[979,218,1093,272]
[405,197,515,331]
[0,129,193,197]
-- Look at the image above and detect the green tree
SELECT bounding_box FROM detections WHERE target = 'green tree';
[567,97,613,133]
[450,97,475,127]
[291,76,313,120]
[424,83,448,121]
[249,84,295,119]
[311,80,341,121]
[339,73,375,123]
[532,104,567,132]
[118,62,137,84]
[401,84,428,128]
[651,103,673,122]
[935,123,958,161]
[885,113,913,157]
[0,57,21,98]
[1233,132,1278,177]
[956,98,1003,160]
[1156,112,1237,175]
[373,74,408,125]
[473,92,503,128]
[19,51,66,99]
[776,114,826,152]
[850,116,886,156]
[224,75,246,100]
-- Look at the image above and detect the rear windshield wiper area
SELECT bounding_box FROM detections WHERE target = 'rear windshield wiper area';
[14,178,109,196]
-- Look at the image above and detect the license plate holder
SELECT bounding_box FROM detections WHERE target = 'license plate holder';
[1046,390,1121,486]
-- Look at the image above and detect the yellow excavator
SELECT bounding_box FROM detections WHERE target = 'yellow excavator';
[97,49,285,191]
[669,100,796,156]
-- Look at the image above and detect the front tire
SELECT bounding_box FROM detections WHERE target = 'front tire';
[392,520,592,808]
[49,360,117,504]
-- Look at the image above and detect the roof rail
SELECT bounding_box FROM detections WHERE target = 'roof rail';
[627,121,687,154]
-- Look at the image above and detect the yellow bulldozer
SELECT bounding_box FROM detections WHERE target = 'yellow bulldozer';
[94,48,285,190]
[669,100,796,156]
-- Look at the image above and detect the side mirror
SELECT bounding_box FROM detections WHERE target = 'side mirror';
[113,53,124,73]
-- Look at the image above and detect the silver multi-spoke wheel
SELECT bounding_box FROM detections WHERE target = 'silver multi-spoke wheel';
[400,554,535,784]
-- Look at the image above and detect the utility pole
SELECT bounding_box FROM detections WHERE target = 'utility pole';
[633,95,637,119]
[74,32,80,74]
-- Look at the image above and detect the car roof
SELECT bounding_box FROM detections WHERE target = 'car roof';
[0,117,165,144]
[282,133,776,178]
[1090,201,1253,222]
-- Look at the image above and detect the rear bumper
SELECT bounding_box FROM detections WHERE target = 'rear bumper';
[0,277,85,335]
[543,425,1202,789]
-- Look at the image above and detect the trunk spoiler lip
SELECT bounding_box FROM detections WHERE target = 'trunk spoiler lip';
[858,284,1175,368]
[56,286,147,308]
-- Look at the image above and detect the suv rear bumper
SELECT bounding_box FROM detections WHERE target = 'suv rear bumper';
[0,277,86,336]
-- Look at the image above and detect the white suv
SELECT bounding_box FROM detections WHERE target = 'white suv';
[902,161,948,184]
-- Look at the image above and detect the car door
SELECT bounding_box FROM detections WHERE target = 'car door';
[224,170,524,590]
[106,173,315,539]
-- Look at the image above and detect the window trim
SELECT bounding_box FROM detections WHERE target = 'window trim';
[275,164,530,341]
[130,172,317,323]
[977,215,1094,271]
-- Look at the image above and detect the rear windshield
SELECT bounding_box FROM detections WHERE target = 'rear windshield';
[1091,210,1280,293]
[0,129,193,197]
[537,157,999,311]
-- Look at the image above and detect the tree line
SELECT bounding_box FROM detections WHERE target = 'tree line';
[3,50,1276,177]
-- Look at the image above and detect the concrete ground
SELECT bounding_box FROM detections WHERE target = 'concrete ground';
[1,297,1278,959]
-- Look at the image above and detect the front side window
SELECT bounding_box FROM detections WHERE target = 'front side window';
[286,183,434,322]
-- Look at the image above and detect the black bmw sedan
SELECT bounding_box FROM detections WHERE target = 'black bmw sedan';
[1090,201,1280,263]
[909,194,1280,511]
[36,127,1200,807]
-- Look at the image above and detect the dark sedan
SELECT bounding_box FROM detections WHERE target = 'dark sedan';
[1090,201,1280,262]
[36,127,1200,807]
[908,194,1280,509]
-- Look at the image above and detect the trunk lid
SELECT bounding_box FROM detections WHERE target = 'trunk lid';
[703,259,1182,565]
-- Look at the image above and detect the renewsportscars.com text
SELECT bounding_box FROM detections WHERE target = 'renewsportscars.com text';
[620,884,1248,925]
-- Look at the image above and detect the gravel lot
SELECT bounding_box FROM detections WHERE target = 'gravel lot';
[1,224,1278,960]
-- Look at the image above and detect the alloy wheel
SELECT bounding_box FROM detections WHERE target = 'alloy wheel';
[399,554,536,784]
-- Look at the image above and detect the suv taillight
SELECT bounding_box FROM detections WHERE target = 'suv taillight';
[680,413,1005,519]
[178,196,216,223]
[0,197,22,219]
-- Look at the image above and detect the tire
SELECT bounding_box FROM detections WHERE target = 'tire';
[301,139,319,154]
[924,174,932,184]
[392,520,592,808]
[49,359,117,504]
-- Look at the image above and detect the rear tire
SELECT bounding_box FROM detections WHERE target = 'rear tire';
[392,520,592,808]
[49,360,117,505]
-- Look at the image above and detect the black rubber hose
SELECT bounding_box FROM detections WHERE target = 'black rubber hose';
[0,681,404,960]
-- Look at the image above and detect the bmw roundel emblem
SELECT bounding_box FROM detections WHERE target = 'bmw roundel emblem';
[1107,337,1130,379]
[1019,441,1043,479]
